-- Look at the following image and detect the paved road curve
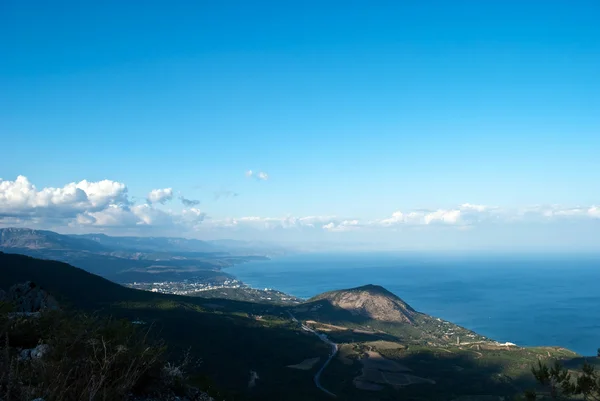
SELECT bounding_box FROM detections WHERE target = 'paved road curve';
[288,311,338,398]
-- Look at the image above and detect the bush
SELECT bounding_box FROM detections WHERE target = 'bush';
[0,310,166,401]
[527,358,600,401]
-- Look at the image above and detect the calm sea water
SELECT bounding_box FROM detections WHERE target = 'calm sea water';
[227,252,600,356]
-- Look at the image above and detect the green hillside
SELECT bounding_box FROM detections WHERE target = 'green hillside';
[191,286,303,305]
[0,252,329,401]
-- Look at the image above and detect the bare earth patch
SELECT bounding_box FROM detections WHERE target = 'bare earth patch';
[305,321,349,331]
[287,357,321,370]
[363,351,412,372]
[364,340,406,350]
[353,328,377,334]
[353,350,435,391]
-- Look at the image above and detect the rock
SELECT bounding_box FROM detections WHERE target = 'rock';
[8,312,41,319]
[19,344,50,361]
[247,370,259,388]
[19,348,32,361]
[0,282,59,313]
[31,344,50,359]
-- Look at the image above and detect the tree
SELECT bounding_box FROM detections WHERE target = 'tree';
[528,358,600,401]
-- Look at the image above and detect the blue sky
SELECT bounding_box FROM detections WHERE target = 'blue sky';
[1,1,599,249]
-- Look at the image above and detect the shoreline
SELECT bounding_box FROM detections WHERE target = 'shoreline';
[218,254,598,356]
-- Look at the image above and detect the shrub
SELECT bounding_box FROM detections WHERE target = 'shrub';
[527,358,600,401]
[0,310,165,401]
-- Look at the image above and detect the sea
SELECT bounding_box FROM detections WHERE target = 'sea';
[227,252,600,356]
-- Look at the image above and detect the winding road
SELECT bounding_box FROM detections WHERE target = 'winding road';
[288,311,338,398]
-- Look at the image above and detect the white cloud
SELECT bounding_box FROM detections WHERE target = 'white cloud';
[322,220,360,232]
[2,175,599,239]
[180,208,207,230]
[588,206,600,218]
[515,205,600,221]
[424,209,461,225]
[221,205,599,234]
[0,176,208,233]
[460,203,487,212]
[147,188,173,204]
[0,175,128,218]
[245,170,269,181]
[205,215,343,231]
[75,179,129,208]
[377,209,464,226]
[79,205,141,227]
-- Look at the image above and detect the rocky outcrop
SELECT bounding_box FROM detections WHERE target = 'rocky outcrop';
[0,227,60,249]
[0,281,60,312]
[19,344,51,361]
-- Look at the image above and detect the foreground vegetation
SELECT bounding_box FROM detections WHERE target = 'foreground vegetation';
[526,350,600,400]
[0,307,204,401]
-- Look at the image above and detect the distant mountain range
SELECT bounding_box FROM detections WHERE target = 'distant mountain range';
[0,227,110,252]
[0,227,287,283]
[0,227,289,255]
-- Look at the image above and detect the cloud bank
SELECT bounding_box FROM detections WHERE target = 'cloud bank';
[0,176,204,232]
[1,176,599,243]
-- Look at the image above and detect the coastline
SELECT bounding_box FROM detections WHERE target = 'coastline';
[221,253,599,356]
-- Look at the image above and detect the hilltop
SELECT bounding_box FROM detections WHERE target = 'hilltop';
[309,284,417,323]
[295,284,488,346]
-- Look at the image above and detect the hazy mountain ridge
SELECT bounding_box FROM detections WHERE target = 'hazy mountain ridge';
[1,228,286,255]
[0,228,274,284]
[0,227,109,252]
[69,233,221,253]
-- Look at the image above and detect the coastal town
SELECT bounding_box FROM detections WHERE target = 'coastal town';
[124,277,304,304]
[125,278,245,296]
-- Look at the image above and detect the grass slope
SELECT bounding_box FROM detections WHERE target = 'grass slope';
[191,287,303,305]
